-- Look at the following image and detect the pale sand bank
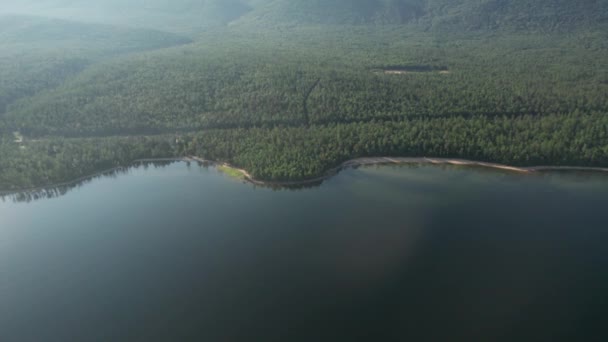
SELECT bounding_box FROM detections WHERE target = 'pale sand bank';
[192,156,608,187]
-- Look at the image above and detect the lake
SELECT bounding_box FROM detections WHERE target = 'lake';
[1,162,608,341]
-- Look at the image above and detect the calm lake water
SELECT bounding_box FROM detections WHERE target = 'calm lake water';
[1,162,608,342]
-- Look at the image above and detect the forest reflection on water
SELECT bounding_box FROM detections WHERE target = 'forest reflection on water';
[4,160,608,204]
[1,161,183,203]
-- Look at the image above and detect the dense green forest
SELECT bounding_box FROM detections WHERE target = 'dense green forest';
[0,15,190,117]
[0,0,607,190]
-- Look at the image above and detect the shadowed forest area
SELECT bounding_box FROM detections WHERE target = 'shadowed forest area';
[1,0,607,189]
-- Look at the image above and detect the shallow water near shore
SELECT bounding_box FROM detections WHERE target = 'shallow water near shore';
[1,162,608,341]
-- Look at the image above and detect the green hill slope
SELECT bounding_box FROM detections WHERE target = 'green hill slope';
[241,0,608,30]
[5,25,608,137]
[239,0,451,26]
[0,15,190,116]
[428,0,608,31]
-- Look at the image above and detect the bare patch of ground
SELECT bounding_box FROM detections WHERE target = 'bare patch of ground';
[13,131,23,143]
[375,69,451,75]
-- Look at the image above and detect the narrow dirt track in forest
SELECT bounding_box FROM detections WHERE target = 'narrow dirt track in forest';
[302,78,321,126]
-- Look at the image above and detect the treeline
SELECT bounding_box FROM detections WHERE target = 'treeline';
[2,111,606,190]
[188,112,608,181]
[0,136,179,190]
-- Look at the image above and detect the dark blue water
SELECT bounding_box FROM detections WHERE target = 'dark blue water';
[1,163,607,341]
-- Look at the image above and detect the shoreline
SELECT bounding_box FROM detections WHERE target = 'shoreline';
[217,157,608,187]
[2,156,608,195]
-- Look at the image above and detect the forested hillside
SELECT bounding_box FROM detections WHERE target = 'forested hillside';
[0,0,607,191]
[5,29,608,136]
[242,0,608,30]
[0,15,190,117]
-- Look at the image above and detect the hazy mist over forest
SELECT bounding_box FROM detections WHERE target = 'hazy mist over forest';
[2,0,607,32]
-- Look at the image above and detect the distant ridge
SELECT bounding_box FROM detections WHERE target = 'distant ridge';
[2,0,607,32]
[240,0,608,31]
